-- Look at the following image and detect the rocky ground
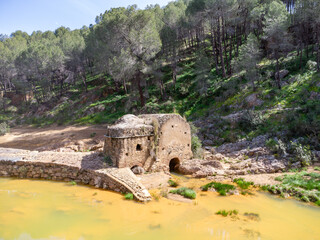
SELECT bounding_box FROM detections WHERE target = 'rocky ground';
[179,134,320,183]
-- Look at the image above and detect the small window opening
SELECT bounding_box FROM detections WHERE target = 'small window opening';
[136,144,142,151]
[126,153,129,156]
[172,125,174,128]
[148,137,150,140]
[187,144,190,147]
[184,132,187,135]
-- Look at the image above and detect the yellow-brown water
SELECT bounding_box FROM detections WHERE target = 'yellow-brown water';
[0,178,319,240]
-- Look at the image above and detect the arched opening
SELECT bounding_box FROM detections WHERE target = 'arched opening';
[169,158,180,172]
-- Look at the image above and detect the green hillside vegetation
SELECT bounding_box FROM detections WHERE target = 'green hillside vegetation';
[0,0,319,152]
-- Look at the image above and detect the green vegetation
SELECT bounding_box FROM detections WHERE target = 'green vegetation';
[263,172,320,205]
[216,209,238,217]
[0,122,9,136]
[69,181,77,186]
[0,0,319,165]
[169,187,196,199]
[103,156,113,166]
[168,180,178,188]
[124,193,134,200]
[233,178,254,190]
[201,182,236,196]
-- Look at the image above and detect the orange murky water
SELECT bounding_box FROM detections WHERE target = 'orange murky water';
[0,178,319,240]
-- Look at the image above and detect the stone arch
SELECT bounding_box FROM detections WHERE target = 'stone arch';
[169,158,180,172]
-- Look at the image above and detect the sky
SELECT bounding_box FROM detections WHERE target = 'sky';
[0,0,172,36]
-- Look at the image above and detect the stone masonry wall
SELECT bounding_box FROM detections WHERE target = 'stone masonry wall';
[0,160,129,194]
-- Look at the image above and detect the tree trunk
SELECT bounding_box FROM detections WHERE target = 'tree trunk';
[82,72,88,93]
[210,25,220,75]
[276,55,281,89]
[317,31,320,72]
[217,17,226,78]
[228,36,233,75]
[136,72,145,107]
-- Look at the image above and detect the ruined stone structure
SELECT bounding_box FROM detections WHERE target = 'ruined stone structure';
[103,114,193,172]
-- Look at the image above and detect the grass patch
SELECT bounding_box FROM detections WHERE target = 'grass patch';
[262,171,320,205]
[216,209,238,217]
[201,182,236,196]
[169,187,196,199]
[168,180,178,187]
[233,178,254,189]
[124,193,134,200]
[69,181,77,185]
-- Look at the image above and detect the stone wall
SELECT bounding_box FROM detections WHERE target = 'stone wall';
[0,160,129,195]
[156,116,193,171]
[104,136,154,170]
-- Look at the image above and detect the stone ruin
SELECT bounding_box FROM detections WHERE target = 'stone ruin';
[103,114,193,173]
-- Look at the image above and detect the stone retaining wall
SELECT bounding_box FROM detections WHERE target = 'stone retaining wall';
[0,159,136,199]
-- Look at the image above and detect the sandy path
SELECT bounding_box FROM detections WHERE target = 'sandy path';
[0,125,107,151]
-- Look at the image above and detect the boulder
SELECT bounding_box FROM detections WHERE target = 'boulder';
[275,69,289,79]
[131,166,145,175]
[245,93,264,107]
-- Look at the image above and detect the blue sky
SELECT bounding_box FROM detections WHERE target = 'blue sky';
[0,0,172,35]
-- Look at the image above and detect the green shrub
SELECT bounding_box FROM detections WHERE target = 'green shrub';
[69,181,77,185]
[124,193,134,200]
[0,122,9,136]
[190,123,203,158]
[290,141,313,166]
[233,178,254,189]
[170,187,196,199]
[216,209,238,217]
[103,156,113,166]
[201,182,236,196]
[168,180,178,187]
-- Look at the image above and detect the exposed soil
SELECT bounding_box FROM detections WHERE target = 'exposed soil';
[0,125,107,152]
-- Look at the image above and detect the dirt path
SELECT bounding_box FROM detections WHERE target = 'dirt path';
[0,125,107,152]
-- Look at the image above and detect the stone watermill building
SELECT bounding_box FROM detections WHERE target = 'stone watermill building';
[103,114,193,172]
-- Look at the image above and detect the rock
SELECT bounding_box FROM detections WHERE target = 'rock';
[309,92,320,100]
[131,166,145,175]
[202,160,223,169]
[275,69,289,79]
[203,140,214,146]
[245,94,264,107]
[306,60,317,71]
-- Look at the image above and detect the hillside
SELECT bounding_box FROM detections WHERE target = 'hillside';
[0,0,320,168]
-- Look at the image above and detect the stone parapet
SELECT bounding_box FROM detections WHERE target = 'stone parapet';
[0,158,151,202]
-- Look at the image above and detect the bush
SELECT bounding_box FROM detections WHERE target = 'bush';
[170,187,196,199]
[233,178,254,189]
[0,122,9,136]
[216,209,238,217]
[201,182,236,196]
[168,180,178,187]
[238,110,265,132]
[124,193,134,200]
[290,141,313,166]
[190,123,203,158]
